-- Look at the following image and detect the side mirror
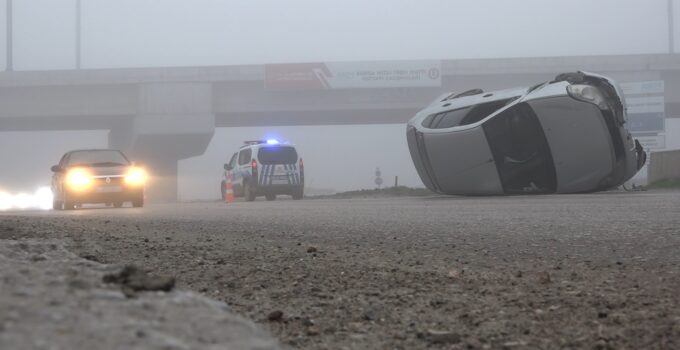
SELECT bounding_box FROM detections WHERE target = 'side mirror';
[51,165,63,173]
[224,163,232,171]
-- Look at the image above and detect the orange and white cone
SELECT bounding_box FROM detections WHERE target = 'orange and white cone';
[225,174,235,203]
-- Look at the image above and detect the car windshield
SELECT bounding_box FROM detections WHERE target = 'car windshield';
[257,146,298,164]
[67,150,129,167]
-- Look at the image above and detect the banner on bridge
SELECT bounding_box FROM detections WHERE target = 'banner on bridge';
[265,61,442,90]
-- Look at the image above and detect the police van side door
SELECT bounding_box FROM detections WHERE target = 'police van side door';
[226,152,238,190]
[237,148,253,188]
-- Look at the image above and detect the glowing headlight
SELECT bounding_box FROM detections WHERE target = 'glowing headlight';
[66,168,93,191]
[124,168,147,186]
[0,191,12,211]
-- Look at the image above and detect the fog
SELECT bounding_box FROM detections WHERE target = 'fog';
[0,125,418,199]
[0,0,675,69]
[0,0,678,200]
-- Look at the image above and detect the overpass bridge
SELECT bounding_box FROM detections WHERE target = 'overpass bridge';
[1,54,679,200]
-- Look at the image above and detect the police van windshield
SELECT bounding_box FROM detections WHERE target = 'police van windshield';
[258,146,298,164]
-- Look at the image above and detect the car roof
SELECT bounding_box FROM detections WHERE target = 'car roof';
[65,148,124,154]
[239,143,297,150]
[66,148,122,152]
[428,86,529,111]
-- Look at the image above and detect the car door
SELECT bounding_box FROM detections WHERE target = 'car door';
[237,148,252,187]
[52,153,70,200]
[226,152,239,192]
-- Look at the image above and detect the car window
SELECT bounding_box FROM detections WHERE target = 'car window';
[67,150,129,167]
[460,98,518,125]
[238,149,252,165]
[432,107,471,129]
[258,146,298,164]
[482,102,557,194]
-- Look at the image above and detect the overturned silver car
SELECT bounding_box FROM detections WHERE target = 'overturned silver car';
[407,72,646,195]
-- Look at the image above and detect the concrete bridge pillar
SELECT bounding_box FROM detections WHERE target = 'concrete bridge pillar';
[109,82,215,202]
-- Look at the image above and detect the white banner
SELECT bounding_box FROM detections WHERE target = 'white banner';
[265,60,442,89]
[636,135,666,150]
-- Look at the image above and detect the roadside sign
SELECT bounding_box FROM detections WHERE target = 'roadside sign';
[622,80,665,150]
[636,135,666,150]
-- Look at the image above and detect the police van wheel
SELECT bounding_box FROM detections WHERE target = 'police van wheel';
[265,194,276,201]
[220,181,226,200]
[292,191,303,200]
[245,184,256,202]
[52,200,63,210]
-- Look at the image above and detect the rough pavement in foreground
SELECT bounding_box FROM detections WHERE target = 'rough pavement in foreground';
[2,191,680,349]
[0,239,280,350]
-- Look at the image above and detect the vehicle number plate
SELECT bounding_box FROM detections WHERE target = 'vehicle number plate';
[272,177,289,185]
[97,186,122,193]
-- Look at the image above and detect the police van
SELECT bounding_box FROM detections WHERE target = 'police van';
[222,140,304,201]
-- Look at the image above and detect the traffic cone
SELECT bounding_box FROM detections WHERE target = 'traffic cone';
[225,174,235,203]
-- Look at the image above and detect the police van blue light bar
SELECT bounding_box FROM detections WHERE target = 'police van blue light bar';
[242,139,286,147]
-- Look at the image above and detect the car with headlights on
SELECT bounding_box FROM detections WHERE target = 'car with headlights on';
[50,149,147,210]
[406,71,647,195]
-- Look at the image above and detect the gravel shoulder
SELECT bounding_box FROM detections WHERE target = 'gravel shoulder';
[2,191,680,349]
[0,237,280,350]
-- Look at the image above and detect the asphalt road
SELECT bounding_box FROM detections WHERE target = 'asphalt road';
[2,191,680,349]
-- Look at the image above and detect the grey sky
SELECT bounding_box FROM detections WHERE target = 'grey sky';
[0,0,677,70]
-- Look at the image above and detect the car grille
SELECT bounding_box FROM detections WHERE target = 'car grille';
[92,176,124,186]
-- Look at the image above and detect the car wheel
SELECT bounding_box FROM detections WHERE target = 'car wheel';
[221,181,226,200]
[245,183,256,202]
[113,202,123,208]
[292,189,303,200]
[265,194,276,201]
[61,192,75,210]
[132,196,144,208]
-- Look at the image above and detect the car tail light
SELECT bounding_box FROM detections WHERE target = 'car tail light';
[250,159,259,183]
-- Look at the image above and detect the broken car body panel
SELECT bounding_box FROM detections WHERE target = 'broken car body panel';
[407,72,646,195]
